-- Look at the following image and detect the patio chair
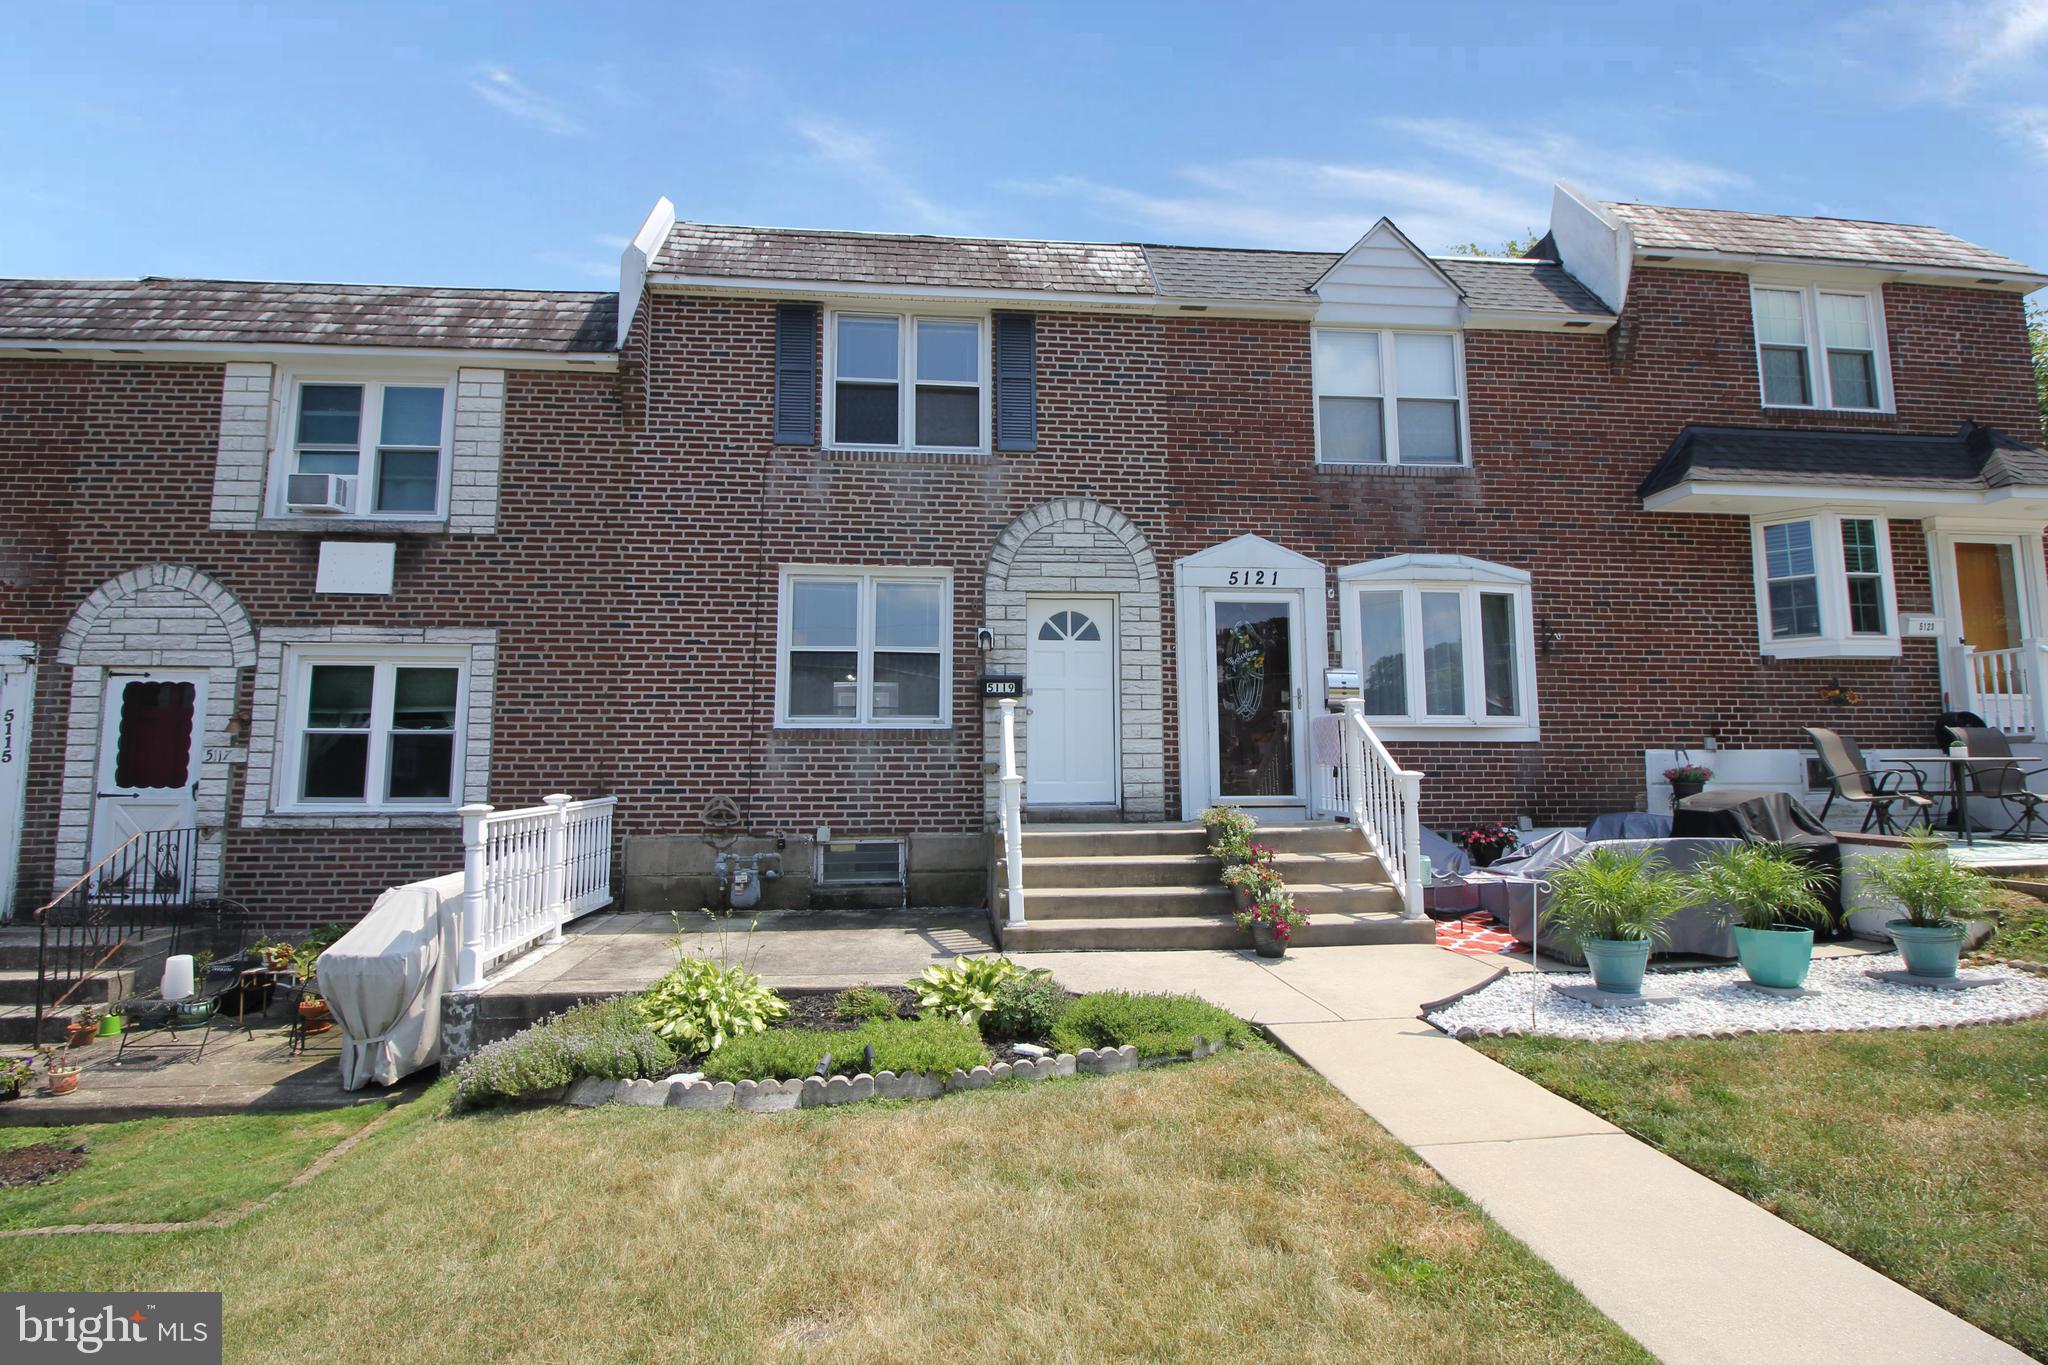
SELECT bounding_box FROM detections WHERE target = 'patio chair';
[1804,726,1934,835]
[110,900,255,1064]
[1941,724,2048,839]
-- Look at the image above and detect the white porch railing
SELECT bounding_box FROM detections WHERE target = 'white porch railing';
[455,794,617,990]
[998,699,1027,926]
[1332,700,1425,919]
[1954,640,2048,737]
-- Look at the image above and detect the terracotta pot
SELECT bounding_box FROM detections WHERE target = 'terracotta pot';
[298,1000,333,1035]
[65,1024,93,1049]
[47,1069,80,1096]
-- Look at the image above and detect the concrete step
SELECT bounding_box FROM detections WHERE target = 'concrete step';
[0,927,172,973]
[1001,909,1435,951]
[1015,880,1405,922]
[0,1006,76,1047]
[1020,824,1209,858]
[1014,848,1389,891]
[0,968,132,1008]
[1250,822,1372,855]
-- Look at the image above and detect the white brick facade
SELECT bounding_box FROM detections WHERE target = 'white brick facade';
[449,368,504,535]
[207,362,274,529]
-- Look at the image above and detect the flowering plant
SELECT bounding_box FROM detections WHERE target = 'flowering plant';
[1221,859,1284,898]
[1456,822,1519,855]
[1820,682,1862,707]
[1663,764,1714,784]
[0,1055,33,1091]
[1234,891,1307,942]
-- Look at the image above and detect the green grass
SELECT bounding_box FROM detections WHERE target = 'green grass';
[1475,1021,2048,1357]
[0,1105,393,1230]
[703,1015,988,1082]
[1981,883,2048,965]
[1048,989,1261,1058]
[0,1052,1645,1363]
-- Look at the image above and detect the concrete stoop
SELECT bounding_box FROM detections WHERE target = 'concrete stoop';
[997,820,1431,951]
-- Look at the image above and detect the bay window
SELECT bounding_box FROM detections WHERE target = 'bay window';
[778,568,951,726]
[828,311,985,452]
[279,377,451,517]
[280,648,466,809]
[1313,328,1466,466]
[1338,556,1536,739]
[1750,285,1889,412]
[1750,512,1899,657]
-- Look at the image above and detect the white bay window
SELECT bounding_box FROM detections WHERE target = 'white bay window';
[1751,512,1898,658]
[1750,284,1889,412]
[1313,329,1466,466]
[828,312,985,452]
[1338,555,1536,739]
[778,568,951,726]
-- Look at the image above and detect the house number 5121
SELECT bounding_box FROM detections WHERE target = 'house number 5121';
[1225,570,1275,586]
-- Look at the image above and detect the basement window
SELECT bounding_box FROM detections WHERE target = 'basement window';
[816,840,905,886]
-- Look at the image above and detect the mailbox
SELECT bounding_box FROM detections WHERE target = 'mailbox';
[1324,668,1361,710]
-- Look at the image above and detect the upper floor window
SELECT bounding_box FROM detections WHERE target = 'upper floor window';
[1336,555,1536,739]
[776,567,951,727]
[1751,511,1898,658]
[1750,285,1888,412]
[277,647,467,811]
[827,312,985,452]
[276,376,452,518]
[1313,329,1466,466]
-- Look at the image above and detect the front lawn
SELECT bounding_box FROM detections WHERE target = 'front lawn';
[1475,1020,2048,1357]
[0,1052,1646,1363]
[1980,881,2048,965]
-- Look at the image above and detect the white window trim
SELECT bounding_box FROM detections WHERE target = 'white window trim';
[823,309,989,455]
[1750,511,1901,658]
[1336,554,1539,742]
[273,643,470,813]
[775,566,954,729]
[266,364,458,521]
[814,838,907,887]
[1311,327,1471,468]
[1748,281,1893,414]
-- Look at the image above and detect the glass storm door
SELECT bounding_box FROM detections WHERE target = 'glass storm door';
[1208,595,1303,803]
[89,670,205,871]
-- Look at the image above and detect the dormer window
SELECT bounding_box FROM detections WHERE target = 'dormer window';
[1750,284,1889,412]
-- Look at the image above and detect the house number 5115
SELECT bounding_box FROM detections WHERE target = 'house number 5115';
[1225,570,1275,586]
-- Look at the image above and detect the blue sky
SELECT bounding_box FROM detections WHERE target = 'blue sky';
[5,1,2047,290]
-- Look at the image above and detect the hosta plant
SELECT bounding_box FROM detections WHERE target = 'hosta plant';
[634,956,790,1056]
[910,955,1042,1027]
[1545,847,1697,946]
[1685,842,1834,931]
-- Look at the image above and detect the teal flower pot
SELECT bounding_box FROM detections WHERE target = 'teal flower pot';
[1732,925,1815,990]
[1581,937,1652,995]
[1887,921,1965,979]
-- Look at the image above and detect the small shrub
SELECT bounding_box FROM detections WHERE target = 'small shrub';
[635,956,790,1056]
[835,985,898,1022]
[453,997,678,1109]
[1852,837,1992,928]
[1049,991,1258,1059]
[703,1016,989,1082]
[1685,842,1834,932]
[909,955,1032,1027]
[1546,846,1696,946]
[982,973,1068,1042]
[455,1030,573,1109]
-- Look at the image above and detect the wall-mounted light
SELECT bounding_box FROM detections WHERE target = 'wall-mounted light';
[976,626,994,652]
[1537,617,1564,657]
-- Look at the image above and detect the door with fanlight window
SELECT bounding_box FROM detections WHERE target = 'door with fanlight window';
[88,670,206,874]
[1025,598,1117,806]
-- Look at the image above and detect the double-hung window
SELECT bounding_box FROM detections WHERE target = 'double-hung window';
[828,312,985,452]
[281,649,467,809]
[1313,329,1466,466]
[778,569,951,726]
[1750,285,1888,411]
[1338,556,1536,738]
[1751,513,1898,657]
[281,377,452,517]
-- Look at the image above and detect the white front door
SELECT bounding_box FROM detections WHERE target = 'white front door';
[1204,591,1307,805]
[0,645,33,920]
[88,670,206,874]
[1025,597,1117,806]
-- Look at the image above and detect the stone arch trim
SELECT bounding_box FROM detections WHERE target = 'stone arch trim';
[984,498,1165,820]
[57,564,256,669]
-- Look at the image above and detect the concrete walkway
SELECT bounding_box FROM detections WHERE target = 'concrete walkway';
[1014,943,2027,1365]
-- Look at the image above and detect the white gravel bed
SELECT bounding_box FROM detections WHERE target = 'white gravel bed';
[1426,952,2048,1041]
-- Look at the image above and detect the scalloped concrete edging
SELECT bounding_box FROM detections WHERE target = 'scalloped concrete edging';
[553,1040,1231,1114]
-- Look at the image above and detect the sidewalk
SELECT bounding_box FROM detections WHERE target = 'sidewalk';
[1014,943,2026,1365]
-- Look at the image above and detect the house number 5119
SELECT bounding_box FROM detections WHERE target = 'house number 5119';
[1225,570,1275,586]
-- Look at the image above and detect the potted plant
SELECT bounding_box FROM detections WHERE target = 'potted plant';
[1665,763,1714,803]
[294,946,332,1034]
[0,1055,33,1100]
[43,1047,82,1096]
[1200,804,1258,865]
[1685,843,1835,989]
[94,1006,123,1039]
[254,936,296,973]
[1545,847,1696,994]
[1221,854,1283,911]
[1851,837,1988,980]
[1455,821,1519,869]
[1235,890,1307,958]
[65,1004,101,1049]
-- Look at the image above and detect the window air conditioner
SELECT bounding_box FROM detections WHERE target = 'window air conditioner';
[285,472,354,513]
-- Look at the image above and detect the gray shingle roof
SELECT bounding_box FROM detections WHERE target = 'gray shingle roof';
[1638,423,2048,499]
[0,278,618,352]
[1136,245,1332,301]
[1434,258,1609,316]
[656,223,1156,295]
[1604,201,2039,277]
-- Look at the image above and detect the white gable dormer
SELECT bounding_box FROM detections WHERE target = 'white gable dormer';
[1311,218,1467,328]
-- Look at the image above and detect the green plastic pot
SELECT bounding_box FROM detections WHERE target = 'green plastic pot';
[1732,924,1816,990]
[95,1013,123,1038]
[1581,937,1652,995]
[1887,921,1965,979]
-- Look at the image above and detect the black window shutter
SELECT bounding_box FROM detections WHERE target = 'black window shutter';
[993,311,1037,452]
[773,304,819,445]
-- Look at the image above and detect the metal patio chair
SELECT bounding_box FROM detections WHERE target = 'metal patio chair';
[1804,726,1934,835]
[1941,724,2048,839]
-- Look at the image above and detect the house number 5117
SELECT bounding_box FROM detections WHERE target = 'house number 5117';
[1225,570,1275,586]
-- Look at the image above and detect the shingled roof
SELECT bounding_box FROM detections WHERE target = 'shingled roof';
[0,278,618,352]
[1604,201,2039,277]
[1638,423,2048,499]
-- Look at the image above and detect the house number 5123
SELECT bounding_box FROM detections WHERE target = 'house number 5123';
[1225,570,1275,586]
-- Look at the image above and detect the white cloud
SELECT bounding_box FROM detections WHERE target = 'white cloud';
[2004,106,2048,154]
[1920,0,2048,94]
[1377,117,1749,203]
[788,116,967,232]
[468,66,585,137]
[1841,2,2048,155]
